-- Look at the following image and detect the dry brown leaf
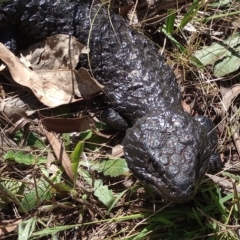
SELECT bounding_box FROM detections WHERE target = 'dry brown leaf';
[0,219,22,236]
[91,128,113,139]
[44,129,86,190]
[0,43,74,107]
[0,35,103,107]
[220,84,240,114]
[206,173,240,193]
[181,100,191,113]
[44,129,74,180]
[74,67,104,97]
[119,3,134,16]
[22,34,104,98]
[111,144,124,158]
[47,150,56,169]
[41,115,95,133]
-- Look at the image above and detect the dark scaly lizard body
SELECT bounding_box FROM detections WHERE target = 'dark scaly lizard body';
[0,0,220,202]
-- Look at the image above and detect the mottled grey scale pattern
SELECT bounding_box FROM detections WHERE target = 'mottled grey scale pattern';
[0,0,220,202]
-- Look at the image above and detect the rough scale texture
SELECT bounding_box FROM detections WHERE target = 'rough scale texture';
[0,0,219,202]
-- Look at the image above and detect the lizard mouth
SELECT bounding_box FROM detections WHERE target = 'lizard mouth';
[129,164,198,203]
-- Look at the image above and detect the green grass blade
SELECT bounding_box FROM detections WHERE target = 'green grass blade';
[161,27,185,52]
[71,141,84,188]
[18,217,37,240]
[166,9,176,34]
[178,0,202,31]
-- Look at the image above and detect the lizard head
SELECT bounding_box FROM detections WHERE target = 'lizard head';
[123,108,211,202]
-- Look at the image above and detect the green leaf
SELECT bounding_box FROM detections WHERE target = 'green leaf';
[213,54,240,77]
[84,134,110,151]
[30,225,77,238]
[79,129,92,141]
[21,179,52,212]
[192,207,204,228]
[14,131,45,149]
[208,0,231,7]
[193,33,240,77]
[26,132,45,149]
[0,180,25,211]
[161,27,185,52]
[178,0,202,31]
[86,158,129,177]
[71,141,84,187]
[18,217,37,240]
[157,217,175,226]
[94,184,114,207]
[54,182,73,192]
[193,10,240,23]
[3,151,47,165]
[62,133,71,149]
[95,121,109,131]
[166,9,176,34]
[80,170,114,207]
[108,189,129,212]
[222,172,240,181]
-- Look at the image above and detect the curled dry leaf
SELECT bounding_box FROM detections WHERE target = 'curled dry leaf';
[0,43,69,107]
[44,129,85,190]
[0,35,104,108]
[220,84,240,114]
[22,34,104,97]
[44,129,74,180]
